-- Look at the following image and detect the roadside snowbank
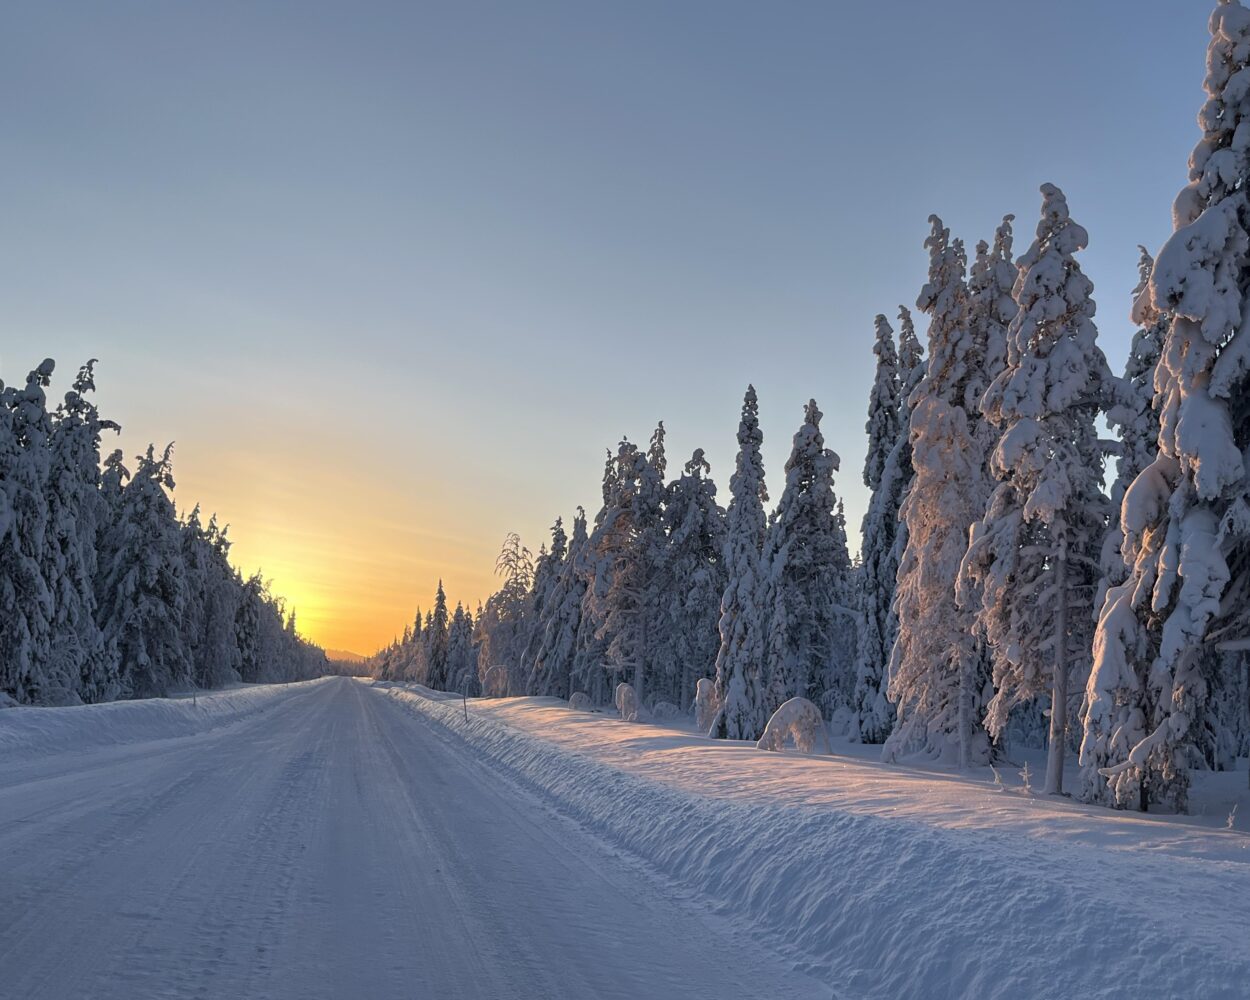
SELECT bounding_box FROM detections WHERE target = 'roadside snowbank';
[378,684,1250,1000]
[0,678,332,762]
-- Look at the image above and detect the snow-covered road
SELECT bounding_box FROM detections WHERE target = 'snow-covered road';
[0,677,830,1000]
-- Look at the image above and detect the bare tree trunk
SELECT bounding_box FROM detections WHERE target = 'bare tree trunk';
[1045,532,1069,796]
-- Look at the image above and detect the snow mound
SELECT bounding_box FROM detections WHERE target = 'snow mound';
[693,677,720,733]
[568,692,594,712]
[614,682,640,722]
[756,697,830,755]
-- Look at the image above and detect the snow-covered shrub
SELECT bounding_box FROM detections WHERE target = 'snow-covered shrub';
[756,697,830,755]
[650,700,680,720]
[615,682,640,722]
[483,665,508,698]
[694,677,720,733]
[568,691,593,712]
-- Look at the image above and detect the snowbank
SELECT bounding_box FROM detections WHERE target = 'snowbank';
[0,678,333,763]
[378,685,1250,1000]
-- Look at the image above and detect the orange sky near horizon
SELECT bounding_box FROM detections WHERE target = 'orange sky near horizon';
[172,431,507,657]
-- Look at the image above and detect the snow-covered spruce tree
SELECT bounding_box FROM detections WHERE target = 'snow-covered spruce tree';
[863,316,901,497]
[1096,249,1168,612]
[518,518,567,682]
[967,215,1018,413]
[653,450,727,709]
[1081,0,1250,811]
[1111,248,1167,507]
[446,603,477,695]
[763,400,854,717]
[710,386,770,740]
[852,315,905,742]
[585,426,667,707]
[960,185,1114,796]
[425,580,450,689]
[885,217,991,767]
[96,444,191,698]
[198,516,243,688]
[571,452,618,702]
[853,306,929,741]
[179,506,213,687]
[0,361,55,704]
[528,508,589,699]
[48,361,119,702]
[396,609,421,682]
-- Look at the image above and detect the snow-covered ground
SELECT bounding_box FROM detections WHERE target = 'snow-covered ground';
[0,677,830,1000]
[378,683,1250,999]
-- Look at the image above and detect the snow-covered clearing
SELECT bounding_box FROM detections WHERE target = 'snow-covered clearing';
[379,683,1250,1000]
[0,677,829,1000]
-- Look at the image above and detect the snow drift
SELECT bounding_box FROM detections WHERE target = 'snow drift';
[379,684,1250,1000]
[0,678,333,762]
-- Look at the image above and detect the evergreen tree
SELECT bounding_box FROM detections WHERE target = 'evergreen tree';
[654,450,727,709]
[863,315,901,496]
[584,427,667,705]
[426,581,450,688]
[960,185,1114,795]
[885,217,990,766]
[519,518,568,682]
[763,400,854,716]
[447,602,477,695]
[571,452,618,702]
[711,386,770,740]
[529,509,589,699]
[48,361,119,702]
[966,215,1018,413]
[478,533,534,694]
[1110,248,1167,508]
[1081,0,1250,810]
[852,315,909,742]
[0,360,55,703]
[97,445,190,698]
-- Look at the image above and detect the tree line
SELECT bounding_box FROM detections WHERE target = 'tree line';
[0,360,329,705]
[378,4,1250,814]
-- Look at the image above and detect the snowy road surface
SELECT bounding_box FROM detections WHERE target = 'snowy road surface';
[0,677,831,1000]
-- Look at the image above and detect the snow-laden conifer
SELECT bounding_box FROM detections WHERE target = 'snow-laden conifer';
[960,185,1114,795]
[710,386,770,740]
[48,362,119,702]
[529,509,589,699]
[763,400,852,715]
[0,361,55,703]
[653,450,726,708]
[852,310,926,742]
[853,317,902,735]
[96,444,191,697]
[863,316,901,495]
[1081,0,1250,810]
[885,218,990,767]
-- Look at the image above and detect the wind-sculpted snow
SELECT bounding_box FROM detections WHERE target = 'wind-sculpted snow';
[0,678,333,762]
[381,686,1250,1000]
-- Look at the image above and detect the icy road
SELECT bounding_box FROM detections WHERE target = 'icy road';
[0,677,830,1000]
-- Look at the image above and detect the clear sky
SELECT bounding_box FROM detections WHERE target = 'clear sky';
[1,1,1211,654]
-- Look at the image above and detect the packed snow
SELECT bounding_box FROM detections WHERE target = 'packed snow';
[0,678,831,1000]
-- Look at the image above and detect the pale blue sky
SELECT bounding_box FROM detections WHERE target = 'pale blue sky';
[0,1,1211,650]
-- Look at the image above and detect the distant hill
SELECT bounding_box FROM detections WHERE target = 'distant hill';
[325,648,367,663]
